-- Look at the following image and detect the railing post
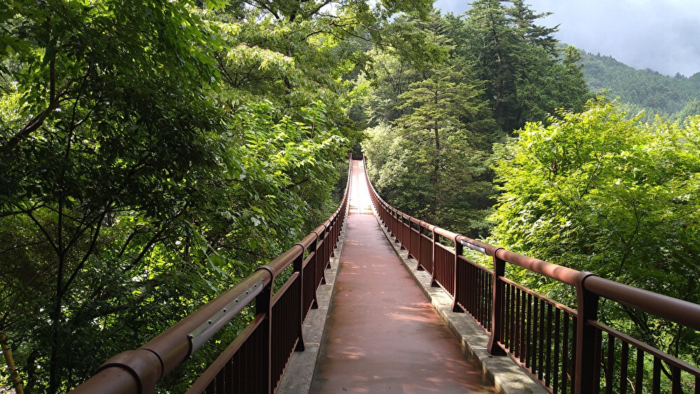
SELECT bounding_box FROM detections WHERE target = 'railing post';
[416,221,423,269]
[574,272,599,394]
[405,217,411,252]
[326,221,333,269]
[487,248,507,355]
[430,229,438,287]
[330,218,335,258]
[254,267,274,394]
[393,211,400,244]
[319,225,328,285]
[311,234,319,309]
[451,236,463,313]
[293,248,306,352]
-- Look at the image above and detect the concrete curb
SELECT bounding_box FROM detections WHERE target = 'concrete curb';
[374,216,547,394]
[277,218,348,394]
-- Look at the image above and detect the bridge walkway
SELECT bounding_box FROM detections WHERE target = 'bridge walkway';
[310,160,494,393]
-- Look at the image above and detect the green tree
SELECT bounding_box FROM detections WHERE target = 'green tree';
[490,100,700,377]
[450,0,590,133]
[365,61,494,236]
[0,0,435,391]
[1,1,224,390]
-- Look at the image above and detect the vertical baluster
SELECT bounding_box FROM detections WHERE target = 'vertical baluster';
[417,222,422,266]
[619,341,629,394]
[489,271,494,331]
[224,356,233,393]
[474,266,479,318]
[215,370,224,394]
[652,357,661,394]
[327,224,333,269]
[506,283,513,350]
[605,335,615,394]
[635,349,644,394]
[451,238,463,312]
[562,313,569,394]
[239,345,245,393]
[206,378,216,394]
[484,271,489,327]
[318,231,326,285]
[510,284,516,352]
[526,293,532,369]
[571,315,577,394]
[488,250,506,355]
[593,329,602,394]
[477,269,482,323]
[553,308,561,394]
[503,282,510,349]
[519,289,526,360]
[532,296,538,373]
[537,299,544,379]
[546,303,553,387]
[430,230,438,287]
[476,266,482,318]
[671,365,682,394]
[293,251,305,351]
[470,264,475,315]
[310,237,319,309]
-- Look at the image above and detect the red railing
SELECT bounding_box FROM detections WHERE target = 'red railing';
[71,157,352,394]
[363,157,700,394]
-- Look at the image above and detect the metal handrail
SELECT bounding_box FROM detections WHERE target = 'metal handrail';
[71,155,353,394]
[363,156,700,393]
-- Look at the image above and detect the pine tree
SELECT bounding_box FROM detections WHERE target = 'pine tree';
[455,0,590,133]
[392,64,493,233]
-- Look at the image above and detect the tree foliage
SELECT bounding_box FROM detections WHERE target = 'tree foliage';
[449,0,590,133]
[580,50,700,120]
[490,100,700,374]
[0,0,430,391]
[361,2,589,237]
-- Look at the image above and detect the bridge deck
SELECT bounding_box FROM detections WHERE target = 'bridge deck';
[310,160,494,393]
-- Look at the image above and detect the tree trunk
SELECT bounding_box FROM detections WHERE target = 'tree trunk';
[1,333,25,394]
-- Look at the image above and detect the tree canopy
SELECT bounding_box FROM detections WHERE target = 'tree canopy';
[490,100,700,385]
[0,0,430,391]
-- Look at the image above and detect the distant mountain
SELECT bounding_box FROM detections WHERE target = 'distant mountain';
[577,50,700,120]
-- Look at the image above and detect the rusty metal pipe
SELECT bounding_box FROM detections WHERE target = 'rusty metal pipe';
[584,276,700,331]
[72,269,274,394]
[298,232,319,250]
[73,158,354,394]
[432,226,458,240]
[494,249,583,287]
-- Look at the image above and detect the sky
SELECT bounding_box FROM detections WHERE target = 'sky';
[434,0,700,77]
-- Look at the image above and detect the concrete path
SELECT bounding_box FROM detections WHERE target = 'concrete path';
[310,161,494,393]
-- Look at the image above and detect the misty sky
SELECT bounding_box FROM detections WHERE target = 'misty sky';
[434,0,700,77]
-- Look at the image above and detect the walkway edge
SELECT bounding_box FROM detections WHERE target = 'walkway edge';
[277,218,348,394]
[374,215,548,394]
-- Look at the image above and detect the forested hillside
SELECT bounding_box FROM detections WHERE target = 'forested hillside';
[579,50,700,120]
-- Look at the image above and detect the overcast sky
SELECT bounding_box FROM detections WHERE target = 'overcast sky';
[434,0,700,77]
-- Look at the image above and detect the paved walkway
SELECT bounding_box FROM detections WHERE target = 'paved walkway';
[310,161,493,393]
